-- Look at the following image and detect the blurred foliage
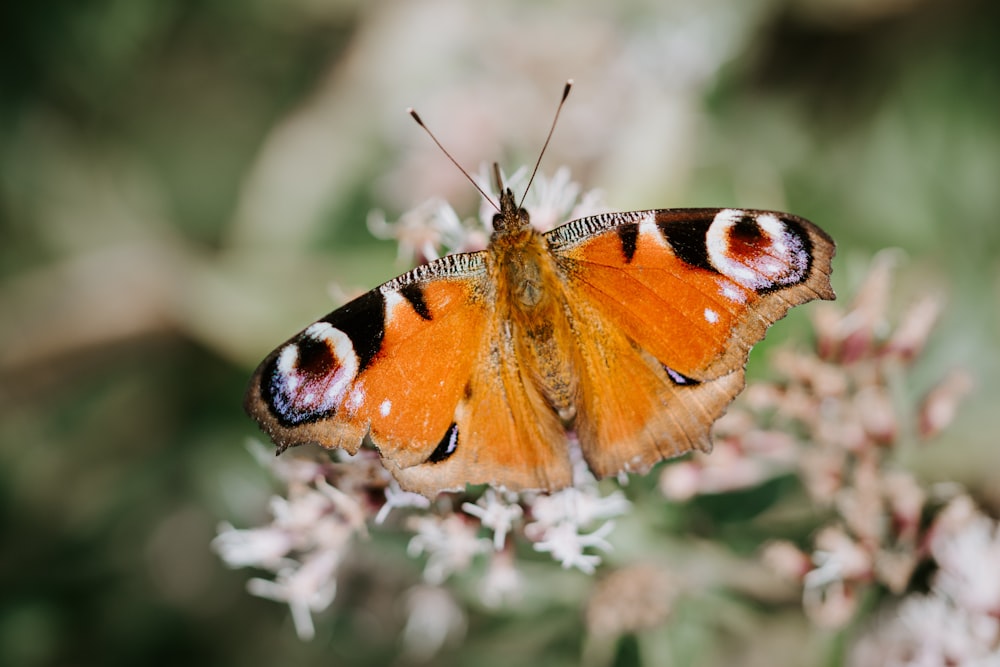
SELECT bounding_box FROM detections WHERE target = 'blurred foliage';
[1,0,998,665]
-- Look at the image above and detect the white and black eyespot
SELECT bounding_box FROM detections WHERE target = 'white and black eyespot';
[265,322,360,426]
[705,210,811,292]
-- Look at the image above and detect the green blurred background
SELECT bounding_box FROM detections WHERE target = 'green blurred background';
[2,0,998,665]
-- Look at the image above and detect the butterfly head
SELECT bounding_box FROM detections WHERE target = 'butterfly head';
[492,186,531,233]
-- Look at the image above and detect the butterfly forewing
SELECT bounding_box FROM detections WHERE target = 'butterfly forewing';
[245,253,490,467]
[548,208,835,381]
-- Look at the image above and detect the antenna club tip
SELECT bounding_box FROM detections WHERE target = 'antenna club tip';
[407,108,424,125]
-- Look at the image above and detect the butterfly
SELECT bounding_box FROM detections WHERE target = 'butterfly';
[244,88,835,497]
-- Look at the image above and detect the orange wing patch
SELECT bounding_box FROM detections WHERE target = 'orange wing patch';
[389,326,573,495]
[357,279,488,468]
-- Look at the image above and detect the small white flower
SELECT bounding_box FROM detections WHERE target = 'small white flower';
[532,520,615,575]
[375,480,431,525]
[315,477,368,532]
[212,523,295,571]
[462,489,523,550]
[268,490,329,534]
[406,514,491,585]
[472,164,604,234]
[367,197,468,262]
[246,439,324,485]
[528,486,630,530]
[804,526,872,590]
[247,549,341,641]
[523,482,628,573]
[850,594,1000,667]
[524,166,606,231]
[659,460,702,501]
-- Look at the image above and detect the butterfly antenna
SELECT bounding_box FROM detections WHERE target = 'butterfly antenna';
[408,108,501,213]
[519,79,573,209]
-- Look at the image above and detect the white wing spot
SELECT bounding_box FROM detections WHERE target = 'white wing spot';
[382,289,405,324]
[379,399,392,417]
[704,308,719,324]
[638,212,664,246]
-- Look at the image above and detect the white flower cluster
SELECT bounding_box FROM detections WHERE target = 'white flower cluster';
[850,496,1000,666]
[524,483,631,575]
[213,441,633,643]
[368,164,606,263]
[212,448,369,640]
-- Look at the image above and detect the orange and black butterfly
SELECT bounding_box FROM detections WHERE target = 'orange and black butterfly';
[244,84,835,497]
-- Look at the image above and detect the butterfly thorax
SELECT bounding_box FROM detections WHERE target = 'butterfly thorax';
[487,190,579,422]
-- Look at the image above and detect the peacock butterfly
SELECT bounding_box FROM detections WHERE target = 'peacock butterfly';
[244,82,835,497]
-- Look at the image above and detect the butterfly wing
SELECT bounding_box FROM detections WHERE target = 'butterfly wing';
[563,293,746,478]
[244,252,573,495]
[549,208,835,475]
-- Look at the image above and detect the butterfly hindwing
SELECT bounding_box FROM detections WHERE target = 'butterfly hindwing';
[564,290,745,478]
[389,324,574,495]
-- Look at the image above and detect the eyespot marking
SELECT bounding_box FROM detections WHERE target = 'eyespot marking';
[706,210,811,292]
[265,322,359,426]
